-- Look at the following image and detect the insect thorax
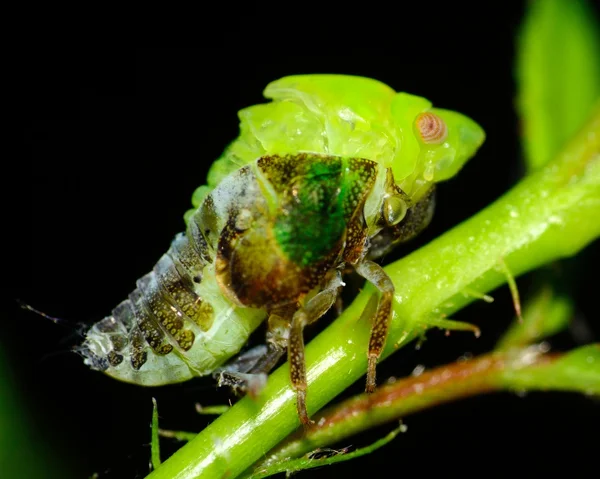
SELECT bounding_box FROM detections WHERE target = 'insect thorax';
[80,153,399,386]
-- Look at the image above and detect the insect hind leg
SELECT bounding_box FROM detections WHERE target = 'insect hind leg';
[214,270,342,423]
[288,271,342,426]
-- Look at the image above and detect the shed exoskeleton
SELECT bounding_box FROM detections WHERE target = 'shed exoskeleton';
[80,75,485,425]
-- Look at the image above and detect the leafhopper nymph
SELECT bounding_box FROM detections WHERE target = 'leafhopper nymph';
[80,75,485,425]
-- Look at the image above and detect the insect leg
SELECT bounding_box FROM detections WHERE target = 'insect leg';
[213,345,270,396]
[213,311,292,397]
[218,345,269,374]
[354,260,394,393]
[216,371,268,397]
[289,271,342,426]
[243,307,293,375]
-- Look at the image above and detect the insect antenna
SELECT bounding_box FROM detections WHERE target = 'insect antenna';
[38,347,82,364]
[16,300,90,365]
[16,299,88,339]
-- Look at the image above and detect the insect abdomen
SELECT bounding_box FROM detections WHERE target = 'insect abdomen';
[81,184,265,385]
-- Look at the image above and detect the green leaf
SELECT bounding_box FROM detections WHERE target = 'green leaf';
[517,0,600,171]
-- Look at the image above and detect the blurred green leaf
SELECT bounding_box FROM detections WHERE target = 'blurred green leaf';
[496,284,573,350]
[0,347,64,478]
[517,0,600,170]
[500,344,600,395]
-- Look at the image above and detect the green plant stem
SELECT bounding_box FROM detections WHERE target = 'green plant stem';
[252,344,599,474]
[147,107,599,479]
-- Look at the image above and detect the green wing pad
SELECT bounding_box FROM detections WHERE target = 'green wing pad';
[258,154,377,267]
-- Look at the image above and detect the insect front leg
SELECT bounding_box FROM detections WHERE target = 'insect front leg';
[354,260,394,393]
[289,272,342,426]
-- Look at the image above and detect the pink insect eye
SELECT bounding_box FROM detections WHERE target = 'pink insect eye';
[416,112,448,144]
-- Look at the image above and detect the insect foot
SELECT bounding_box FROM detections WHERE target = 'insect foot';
[216,371,268,399]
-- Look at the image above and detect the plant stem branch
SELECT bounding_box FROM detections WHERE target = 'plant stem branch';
[252,343,599,473]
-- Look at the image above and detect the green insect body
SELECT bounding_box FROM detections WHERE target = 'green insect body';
[81,75,484,424]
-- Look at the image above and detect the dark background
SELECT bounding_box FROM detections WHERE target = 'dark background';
[11,7,600,479]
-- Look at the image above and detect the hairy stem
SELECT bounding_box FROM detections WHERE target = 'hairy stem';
[147,107,599,479]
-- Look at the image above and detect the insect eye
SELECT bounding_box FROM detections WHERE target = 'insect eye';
[415,112,448,144]
[383,195,408,226]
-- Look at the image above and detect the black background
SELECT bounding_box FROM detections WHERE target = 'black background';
[11,6,600,478]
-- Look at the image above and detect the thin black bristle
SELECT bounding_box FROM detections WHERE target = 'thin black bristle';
[16,298,87,337]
